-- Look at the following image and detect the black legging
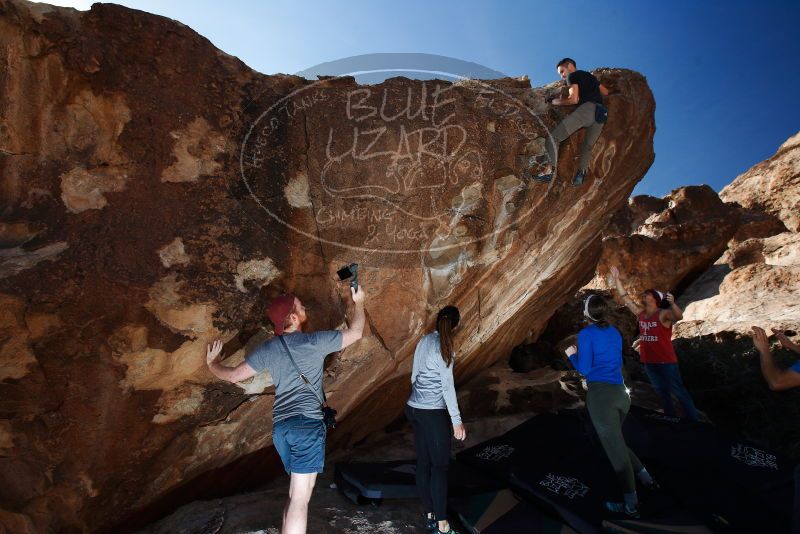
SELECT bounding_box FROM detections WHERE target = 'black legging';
[405,405,451,520]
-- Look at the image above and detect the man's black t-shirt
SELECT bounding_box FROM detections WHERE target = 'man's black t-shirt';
[566,70,603,105]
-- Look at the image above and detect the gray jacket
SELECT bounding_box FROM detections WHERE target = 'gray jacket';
[407,332,462,424]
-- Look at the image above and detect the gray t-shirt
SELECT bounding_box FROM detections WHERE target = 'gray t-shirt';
[407,331,462,424]
[245,330,342,423]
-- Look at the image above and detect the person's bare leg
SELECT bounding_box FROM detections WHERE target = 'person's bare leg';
[282,499,290,529]
[281,472,317,534]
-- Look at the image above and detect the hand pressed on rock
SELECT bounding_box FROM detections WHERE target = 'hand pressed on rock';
[206,339,223,366]
[752,326,770,354]
[772,328,799,352]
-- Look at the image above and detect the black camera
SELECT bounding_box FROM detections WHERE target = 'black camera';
[337,263,359,290]
[658,292,673,309]
[322,405,337,429]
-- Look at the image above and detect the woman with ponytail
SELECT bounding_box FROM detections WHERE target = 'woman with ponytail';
[565,294,658,518]
[406,305,465,534]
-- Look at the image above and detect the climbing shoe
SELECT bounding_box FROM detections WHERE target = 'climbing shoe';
[642,479,661,491]
[533,173,553,183]
[605,501,640,518]
[424,515,437,531]
[572,169,586,186]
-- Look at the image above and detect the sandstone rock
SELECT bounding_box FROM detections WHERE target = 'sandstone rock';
[588,185,740,295]
[676,231,800,337]
[0,293,37,381]
[160,117,230,183]
[605,194,668,237]
[460,360,582,416]
[731,205,787,242]
[0,1,655,531]
[720,131,800,232]
[157,237,190,268]
[0,242,68,279]
[0,221,44,248]
[59,166,128,213]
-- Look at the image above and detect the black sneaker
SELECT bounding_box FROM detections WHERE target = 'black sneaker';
[424,516,437,531]
[605,501,640,518]
[642,479,661,491]
[573,169,586,185]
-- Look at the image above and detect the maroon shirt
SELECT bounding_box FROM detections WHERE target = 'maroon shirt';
[638,311,678,364]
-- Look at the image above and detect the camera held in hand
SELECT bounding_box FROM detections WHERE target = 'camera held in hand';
[322,405,337,429]
[337,263,359,290]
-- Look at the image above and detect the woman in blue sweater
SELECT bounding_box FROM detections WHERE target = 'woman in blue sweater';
[565,294,657,517]
[406,305,465,534]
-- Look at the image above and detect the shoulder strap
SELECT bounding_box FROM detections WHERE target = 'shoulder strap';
[278,335,327,406]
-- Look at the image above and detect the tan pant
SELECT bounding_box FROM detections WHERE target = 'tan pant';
[545,102,604,173]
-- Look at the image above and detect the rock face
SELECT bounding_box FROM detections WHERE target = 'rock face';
[720,132,800,232]
[587,185,743,295]
[539,131,800,460]
[0,1,655,531]
[676,230,800,337]
[676,134,800,338]
[665,133,800,461]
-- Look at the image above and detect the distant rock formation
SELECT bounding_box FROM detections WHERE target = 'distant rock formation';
[526,131,800,460]
[720,132,800,232]
[0,0,655,531]
[678,133,800,337]
[586,185,744,295]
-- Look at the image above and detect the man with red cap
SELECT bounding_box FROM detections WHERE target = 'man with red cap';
[206,285,366,534]
[608,266,701,421]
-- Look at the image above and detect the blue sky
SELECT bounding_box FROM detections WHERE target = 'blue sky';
[48,0,800,197]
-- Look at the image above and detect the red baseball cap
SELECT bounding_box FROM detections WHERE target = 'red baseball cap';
[267,294,296,335]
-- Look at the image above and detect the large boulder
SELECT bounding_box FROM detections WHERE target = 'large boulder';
[675,231,800,337]
[720,132,800,232]
[0,1,655,531]
[587,185,742,295]
[676,133,800,338]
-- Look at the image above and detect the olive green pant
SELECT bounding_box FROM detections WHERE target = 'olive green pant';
[586,382,643,494]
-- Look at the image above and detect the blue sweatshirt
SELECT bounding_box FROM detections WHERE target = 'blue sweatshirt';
[568,324,624,385]
[407,332,462,424]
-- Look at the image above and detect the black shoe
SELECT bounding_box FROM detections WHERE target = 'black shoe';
[424,516,437,531]
[605,501,640,518]
[573,169,586,185]
[533,173,553,183]
[642,479,661,491]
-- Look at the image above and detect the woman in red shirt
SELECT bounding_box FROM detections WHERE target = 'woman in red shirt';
[609,266,701,421]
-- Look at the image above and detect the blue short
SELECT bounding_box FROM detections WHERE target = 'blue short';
[273,415,326,474]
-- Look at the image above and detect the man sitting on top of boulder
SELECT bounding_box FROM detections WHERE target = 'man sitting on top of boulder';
[752,327,800,390]
[536,58,609,186]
